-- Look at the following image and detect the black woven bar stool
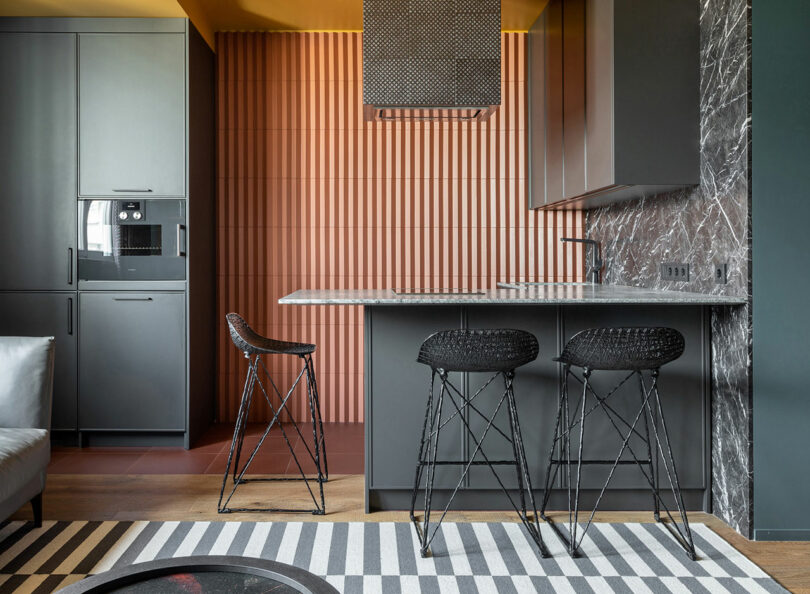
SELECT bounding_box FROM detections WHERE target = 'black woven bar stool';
[409,328,550,558]
[218,313,328,515]
[539,327,697,560]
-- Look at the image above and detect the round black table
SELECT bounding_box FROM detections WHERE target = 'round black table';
[56,555,338,594]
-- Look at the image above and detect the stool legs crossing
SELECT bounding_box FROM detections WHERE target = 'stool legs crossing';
[218,352,327,515]
[541,367,697,560]
[410,369,550,559]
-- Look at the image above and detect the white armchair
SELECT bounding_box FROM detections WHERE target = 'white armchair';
[0,336,55,526]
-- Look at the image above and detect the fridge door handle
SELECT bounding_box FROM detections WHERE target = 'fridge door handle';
[113,297,154,302]
[67,297,73,335]
[177,224,187,258]
[68,247,73,285]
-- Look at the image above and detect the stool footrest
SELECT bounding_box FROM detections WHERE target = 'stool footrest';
[418,460,518,466]
[549,459,652,466]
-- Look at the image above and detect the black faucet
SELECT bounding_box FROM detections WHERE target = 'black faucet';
[561,237,603,284]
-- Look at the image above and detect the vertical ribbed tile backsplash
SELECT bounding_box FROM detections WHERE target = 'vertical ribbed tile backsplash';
[216,32,584,423]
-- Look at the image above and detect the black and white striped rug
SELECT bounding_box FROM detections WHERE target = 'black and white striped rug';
[0,520,786,593]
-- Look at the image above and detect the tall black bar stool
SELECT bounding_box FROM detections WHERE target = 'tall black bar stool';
[218,313,328,515]
[540,327,697,559]
[409,329,550,558]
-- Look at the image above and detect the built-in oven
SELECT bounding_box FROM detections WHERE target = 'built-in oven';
[78,199,186,282]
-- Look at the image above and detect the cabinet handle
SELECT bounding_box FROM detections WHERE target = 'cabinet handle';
[177,224,187,258]
[67,247,73,285]
[67,297,73,335]
[113,297,154,301]
[112,188,152,193]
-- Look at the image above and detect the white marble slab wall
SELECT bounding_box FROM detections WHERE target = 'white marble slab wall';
[586,0,753,537]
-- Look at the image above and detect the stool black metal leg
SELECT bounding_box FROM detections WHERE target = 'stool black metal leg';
[638,371,660,521]
[410,371,436,522]
[418,372,446,557]
[219,358,254,510]
[646,370,696,560]
[232,356,257,482]
[305,354,329,481]
[569,369,590,557]
[504,372,550,558]
[304,355,326,515]
[540,365,568,518]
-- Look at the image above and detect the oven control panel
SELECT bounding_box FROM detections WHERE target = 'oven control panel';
[118,201,144,222]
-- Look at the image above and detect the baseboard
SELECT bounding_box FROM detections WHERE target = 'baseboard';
[754,528,810,541]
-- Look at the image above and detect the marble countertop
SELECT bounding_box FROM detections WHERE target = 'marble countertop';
[279,284,747,305]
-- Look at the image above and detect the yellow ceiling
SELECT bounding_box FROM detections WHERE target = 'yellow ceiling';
[1,0,549,50]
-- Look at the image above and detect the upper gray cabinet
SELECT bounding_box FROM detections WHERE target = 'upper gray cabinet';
[79,33,185,197]
[529,0,699,209]
[0,33,77,290]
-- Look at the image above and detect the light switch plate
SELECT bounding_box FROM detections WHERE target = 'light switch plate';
[660,262,690,282]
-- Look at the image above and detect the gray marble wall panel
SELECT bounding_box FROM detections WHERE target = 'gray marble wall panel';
[586,0,753,537]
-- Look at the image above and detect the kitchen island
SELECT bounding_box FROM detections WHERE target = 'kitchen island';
[280,285,745,513]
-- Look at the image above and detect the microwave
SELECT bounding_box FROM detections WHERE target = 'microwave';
[78,199,186,282]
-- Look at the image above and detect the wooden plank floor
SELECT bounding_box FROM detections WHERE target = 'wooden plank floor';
[10,474,810,593]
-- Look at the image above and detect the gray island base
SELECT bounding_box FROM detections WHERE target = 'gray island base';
[280,286,744,514]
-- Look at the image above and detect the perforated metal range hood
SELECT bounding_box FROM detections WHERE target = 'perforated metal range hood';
[362,0,501,122]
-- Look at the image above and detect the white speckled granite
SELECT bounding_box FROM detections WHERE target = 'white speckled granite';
[279,285,746,306]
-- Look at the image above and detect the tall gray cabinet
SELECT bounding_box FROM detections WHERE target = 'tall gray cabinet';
[529,0,699,209]
[0,32,78,430]
[0,18,215,448]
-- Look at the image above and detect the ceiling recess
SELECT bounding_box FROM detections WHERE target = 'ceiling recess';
[362,0,502,122]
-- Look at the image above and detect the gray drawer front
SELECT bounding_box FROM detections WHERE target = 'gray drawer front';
[79,292,185,431]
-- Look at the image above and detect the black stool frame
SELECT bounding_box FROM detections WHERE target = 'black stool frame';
[540,364,697,560]
[217,350,328,515]
[410,368,550,559]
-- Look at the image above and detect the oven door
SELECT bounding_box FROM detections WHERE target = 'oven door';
[78,200,186,281]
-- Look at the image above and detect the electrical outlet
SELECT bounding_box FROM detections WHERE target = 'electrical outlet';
[714,262,728,284]
[660,262,690,282]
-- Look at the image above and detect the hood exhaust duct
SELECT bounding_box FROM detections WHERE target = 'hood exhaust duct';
[362,0,501,122]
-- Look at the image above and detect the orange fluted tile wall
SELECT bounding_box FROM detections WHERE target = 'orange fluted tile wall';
[216,31,584,423]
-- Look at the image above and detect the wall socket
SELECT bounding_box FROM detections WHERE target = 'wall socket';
[714,262,728,284]
[660,262,690,282]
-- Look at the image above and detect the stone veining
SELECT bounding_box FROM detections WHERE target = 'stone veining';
[586,0,752,537]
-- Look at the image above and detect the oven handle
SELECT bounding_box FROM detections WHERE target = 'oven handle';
[177,224,187,258]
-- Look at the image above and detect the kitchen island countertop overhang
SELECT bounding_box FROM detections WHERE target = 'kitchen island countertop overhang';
[279,284,746,306]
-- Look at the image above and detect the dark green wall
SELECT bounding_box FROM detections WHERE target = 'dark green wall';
[752,0,810,540]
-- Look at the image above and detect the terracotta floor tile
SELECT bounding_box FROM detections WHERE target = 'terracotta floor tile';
[48,452,143,474]
[296,452,363,475]
[46,422,363,476]
[128,451,219,474]
[205,452,292,475]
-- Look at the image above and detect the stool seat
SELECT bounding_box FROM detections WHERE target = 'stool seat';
[226,313,315,356]
[417,328,539,373]
[555,327,684,371]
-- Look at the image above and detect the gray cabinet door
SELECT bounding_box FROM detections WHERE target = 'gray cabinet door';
[0,292,78,430]
[562,0,586,199]
[543,0,564,205]
[0,33,77,290]
[561,305,707,491]
[79,33,185,197]
[465,306,560,489]
[367,306,464,489]
[79,292,185,431]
